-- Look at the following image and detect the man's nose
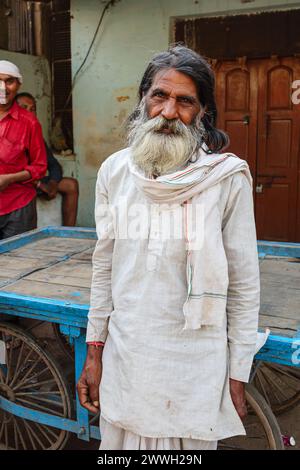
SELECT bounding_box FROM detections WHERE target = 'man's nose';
[161,98,179,120]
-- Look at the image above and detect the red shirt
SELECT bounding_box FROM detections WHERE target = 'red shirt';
[0,101,47,216]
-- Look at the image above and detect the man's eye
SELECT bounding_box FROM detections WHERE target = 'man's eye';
[153,91,165,98]
[179,97,192,104]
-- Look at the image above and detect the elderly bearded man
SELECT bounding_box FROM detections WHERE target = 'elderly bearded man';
[77,46,260,450]
[0,61,47,238]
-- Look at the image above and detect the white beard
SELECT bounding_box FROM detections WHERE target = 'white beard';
[131,129,197,177]
[128,102,205,177]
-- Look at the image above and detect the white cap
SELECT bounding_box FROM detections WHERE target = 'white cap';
[0,60,23,83]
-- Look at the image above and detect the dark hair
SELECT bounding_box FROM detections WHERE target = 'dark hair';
[15,92,35,102]
[138,45,229,153]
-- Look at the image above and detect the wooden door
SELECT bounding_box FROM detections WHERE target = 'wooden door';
[215,59,258,182]
[255,57,300,242]
[215,57,300,242]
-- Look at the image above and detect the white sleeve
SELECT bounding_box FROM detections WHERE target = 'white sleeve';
[86,161,114,343]
[222,172,260,382]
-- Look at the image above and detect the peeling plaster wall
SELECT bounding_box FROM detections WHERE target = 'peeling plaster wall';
[0,50,51,139]
[71,0,300,227]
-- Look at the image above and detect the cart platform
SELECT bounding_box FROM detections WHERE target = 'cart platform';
[0,227,299,449]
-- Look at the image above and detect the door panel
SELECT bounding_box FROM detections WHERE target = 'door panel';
[215,61,258,181]
[215,57,300,242]
[256,57,300,241]
[256,182,290,241]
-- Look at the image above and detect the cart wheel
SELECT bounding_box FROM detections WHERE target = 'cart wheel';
[89,410,100,426]
[218,384,284,450]
[253,362,300,415]
[0,322,73,450]
[51,323,74,362]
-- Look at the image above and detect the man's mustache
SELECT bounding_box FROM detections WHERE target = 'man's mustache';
[144,116,188,136]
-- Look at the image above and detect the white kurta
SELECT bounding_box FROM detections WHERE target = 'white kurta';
[86,147,260,441]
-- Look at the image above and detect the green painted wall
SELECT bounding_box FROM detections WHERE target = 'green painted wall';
[71,0,300,227]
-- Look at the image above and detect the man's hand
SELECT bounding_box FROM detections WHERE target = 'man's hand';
[229,378,248,420]
[0,174,12,191]
[77,346,103,414]
[0,171,31,191]
[39,180,59,200]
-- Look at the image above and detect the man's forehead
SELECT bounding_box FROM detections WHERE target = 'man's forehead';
[0,73,14,80]
[18,96,35,103]
[150,69,198,95]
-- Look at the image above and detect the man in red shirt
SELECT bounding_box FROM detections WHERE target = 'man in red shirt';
[0,60,47,239]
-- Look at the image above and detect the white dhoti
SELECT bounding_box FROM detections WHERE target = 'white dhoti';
[99,416,218,450]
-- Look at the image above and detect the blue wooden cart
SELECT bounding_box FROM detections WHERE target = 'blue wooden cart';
[0,227,299,450]
[0,227,99,449]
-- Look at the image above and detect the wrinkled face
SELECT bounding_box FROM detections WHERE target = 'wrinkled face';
[145,68,202,127]
[17,95,36,115]
[128,69,206,178]
[0,74,21,106]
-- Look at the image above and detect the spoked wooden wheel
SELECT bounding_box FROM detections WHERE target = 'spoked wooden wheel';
[218,384,284,450]
[89,411,100,426]
[0,322,73,450]
[253,362,300,415]
[51,323,74,363]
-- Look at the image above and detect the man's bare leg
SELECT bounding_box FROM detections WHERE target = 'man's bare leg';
[57,177,79,226]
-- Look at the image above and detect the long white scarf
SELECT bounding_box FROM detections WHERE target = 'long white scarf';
[128,148,252,204]
[128,147,252,329]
